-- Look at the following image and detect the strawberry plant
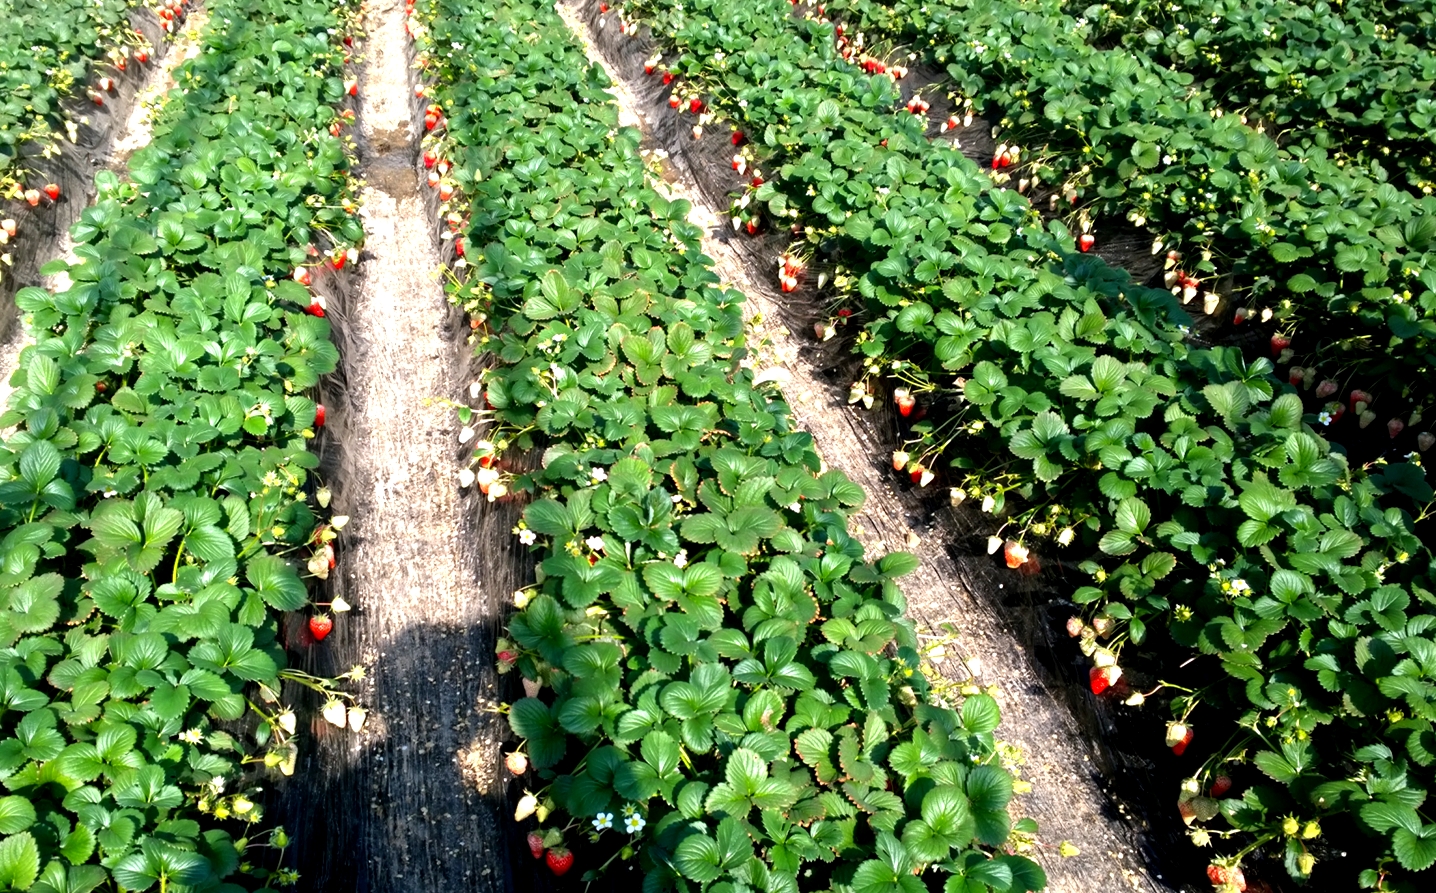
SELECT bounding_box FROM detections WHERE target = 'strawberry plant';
[820,0,1436,396]
[412,0,1047,889]
[0,0,365,888]
[583,0,1436,886]
[0,0,166,203]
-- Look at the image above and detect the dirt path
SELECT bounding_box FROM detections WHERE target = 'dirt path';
[0,7,207,416]
[555,3,1177,890]
[271,0,508,889]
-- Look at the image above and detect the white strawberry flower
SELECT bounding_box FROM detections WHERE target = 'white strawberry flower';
[624,813,646,834]
[585,536,606,552]
[590,466,608,483]
[519,529,537,545]
[673,549,689,568]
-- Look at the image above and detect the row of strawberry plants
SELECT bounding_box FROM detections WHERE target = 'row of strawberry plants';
[1081,0,1436,168]
[0,0,364,888]
[817,0,1436,394]
[410,0,1048,890]
[0,0,175,198]
[601,0,1436,886]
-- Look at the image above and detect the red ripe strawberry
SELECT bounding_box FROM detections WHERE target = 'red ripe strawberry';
[546,847,573,876]
[908,465,925,484]
[669,95,680,109]
[309,614,333,641]
[306,301,326,318]
[424,113,440,130]
[837,308,851,318]
[527,831,546,859]
[43,183,60,201]
[1270,333,1291,356]
[600,2,609,10]
[731,131,743,146]
[1089,665,1121,694]
[331,250,347,270]
[1210,775,1232,797]
[1078,233,1095,252]
[424,151,437,169]
[745,219,759,235]
[689,98,703,113]
[662,71,674,85]
[136,49,149,63]
[1349,389,1372,411]
[315,404,327,428]
[895,393,915,417]
[293,266,312,286]
[751,174,764,187]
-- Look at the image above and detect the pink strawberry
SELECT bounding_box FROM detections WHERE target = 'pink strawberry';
[1206,864,1246,891]
[891,450,909,472]
[1349,389,1372,412]
[1210,775,1232,797]
[1078,233,1095,252]
[1288,367,1304,386]
[24,190,40,207]
[1388,418,1405,438]
[527,831,546,859]
[505,751,528,774]
[1003,540,1029,568]
[1419,431,1434,452]
[1089,665,1121,694]
[293,266,312,286]
[1168,722,1194,756]
[1315,379,1338,399]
